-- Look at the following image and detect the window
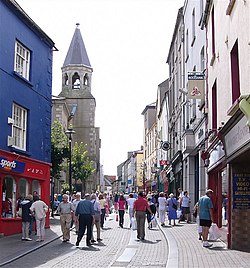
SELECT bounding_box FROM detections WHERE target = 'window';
[211,7,215,58]
[199,0,204,23]
[14,41,30,80]
[18,178,29,200]
[185,29,189,61]
[12,103,27,150]
[212,81,217,130]
[2,176,15,218]
[200,46,205,72]
[230,40,240,103]
[191,8,196,46]
[72,72,80,89]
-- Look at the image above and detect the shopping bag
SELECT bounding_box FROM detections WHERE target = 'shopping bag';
[131,217,137,230]
[209,223,221,241]
[17,207,22,217]
[151,216,157,228]
[176,209,182,219]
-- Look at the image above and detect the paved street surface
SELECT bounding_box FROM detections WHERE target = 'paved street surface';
[0,213,250,267]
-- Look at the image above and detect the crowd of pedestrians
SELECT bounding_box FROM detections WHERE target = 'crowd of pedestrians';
[17,186,216,249]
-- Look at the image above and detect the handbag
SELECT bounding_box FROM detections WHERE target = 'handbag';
[172,203,177,210]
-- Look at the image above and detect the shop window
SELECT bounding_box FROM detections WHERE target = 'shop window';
[2,176,16,218]
[17,178,28,200]
[32,180,40,195]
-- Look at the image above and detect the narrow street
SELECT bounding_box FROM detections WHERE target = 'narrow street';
[4,213,168,268]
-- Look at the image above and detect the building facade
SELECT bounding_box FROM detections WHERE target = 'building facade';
[202,0,250,250]
[0,0,56,235]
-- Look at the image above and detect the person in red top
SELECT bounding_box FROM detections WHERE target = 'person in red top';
[133,192,152,240]
[118,194,126,228]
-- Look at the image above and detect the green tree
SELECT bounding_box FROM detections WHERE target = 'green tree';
[72,142,95,193]
[51,120,68,179]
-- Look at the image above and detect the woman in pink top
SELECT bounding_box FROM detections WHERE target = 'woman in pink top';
[118,194,126,228]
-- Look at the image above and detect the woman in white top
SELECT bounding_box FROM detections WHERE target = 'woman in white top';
[179,191,191,223]
[126,193,136,228]
[30,196,48,242]
[158,192,167,226]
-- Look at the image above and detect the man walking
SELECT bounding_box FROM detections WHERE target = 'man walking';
[198,189,214,248]
[133,192,152,240]
[57,194,74,242]
[75,193,95,247]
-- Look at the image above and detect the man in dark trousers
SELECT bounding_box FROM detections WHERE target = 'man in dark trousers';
[75,193,95,247]
[133,192,152,240]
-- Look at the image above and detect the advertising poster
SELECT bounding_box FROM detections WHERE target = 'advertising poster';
[233,173,250,209]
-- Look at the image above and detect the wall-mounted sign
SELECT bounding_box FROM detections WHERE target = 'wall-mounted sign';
[188,72,205,100]
[160,160,169,166]
[0,156,25,173]
[233,173,250,209]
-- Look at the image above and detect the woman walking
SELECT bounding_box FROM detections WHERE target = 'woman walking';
[179,191,191,223]
[99,194,106,228]
[158,192,167,226]
[167,193,178,226]
[127,193,136,228]
[118,194,126,228]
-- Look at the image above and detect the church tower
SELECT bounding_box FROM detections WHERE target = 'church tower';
[59,23,100,193]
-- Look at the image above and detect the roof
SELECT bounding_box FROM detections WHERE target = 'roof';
[63,24,91,68]
[3,0,57,50]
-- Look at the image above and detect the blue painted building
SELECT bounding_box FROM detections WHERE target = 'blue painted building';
[0,0,57,235]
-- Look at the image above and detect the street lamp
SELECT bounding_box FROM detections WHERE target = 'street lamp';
[65,127,75,194]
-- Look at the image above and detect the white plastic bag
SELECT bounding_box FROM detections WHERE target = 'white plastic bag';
[209,223,221,241]
[131,217,137,230]
[176,209,182,219]
[151,216,157,228]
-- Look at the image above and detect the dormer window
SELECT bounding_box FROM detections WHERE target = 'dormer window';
[72,72,80,89]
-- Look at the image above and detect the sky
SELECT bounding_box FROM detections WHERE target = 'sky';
[17,0,184,175]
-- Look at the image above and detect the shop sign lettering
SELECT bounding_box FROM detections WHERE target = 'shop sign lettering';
[233,174,250,209]
[0,156,25,173]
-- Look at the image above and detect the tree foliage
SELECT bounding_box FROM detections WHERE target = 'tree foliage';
[51,120,68,179]
[72,142,95,192]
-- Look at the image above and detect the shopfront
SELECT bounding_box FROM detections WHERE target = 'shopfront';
[0,149,50,236]
[222,112,250,251]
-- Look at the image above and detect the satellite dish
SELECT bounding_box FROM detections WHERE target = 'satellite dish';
[161,141,170,151]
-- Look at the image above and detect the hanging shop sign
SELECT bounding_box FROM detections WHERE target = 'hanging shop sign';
[160,160,169,166]
[188,72,205,100]
[233,173,250,209]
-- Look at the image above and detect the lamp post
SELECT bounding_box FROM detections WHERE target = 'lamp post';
[65,127,75,194]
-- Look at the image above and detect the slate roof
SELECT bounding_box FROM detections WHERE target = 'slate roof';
[63,24,91,68]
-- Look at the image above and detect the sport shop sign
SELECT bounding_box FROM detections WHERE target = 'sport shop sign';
[187,73,205,100]
[0,155,47,179]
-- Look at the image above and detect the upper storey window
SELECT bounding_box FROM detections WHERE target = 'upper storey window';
[72,72,80,89]
[12,103,27,150]
[14,41,30,80]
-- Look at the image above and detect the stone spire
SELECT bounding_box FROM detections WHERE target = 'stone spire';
[63,23,91,68]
